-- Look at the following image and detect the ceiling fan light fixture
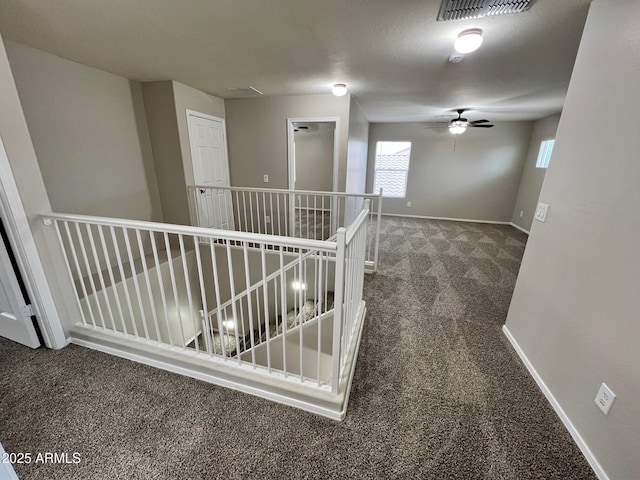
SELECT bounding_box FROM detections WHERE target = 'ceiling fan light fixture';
[332,83,348,96]
[454,28,483,53]
[449,119,468,134]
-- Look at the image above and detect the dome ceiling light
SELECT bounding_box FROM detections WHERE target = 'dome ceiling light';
[332,83,348,96]
[454,28,483,54]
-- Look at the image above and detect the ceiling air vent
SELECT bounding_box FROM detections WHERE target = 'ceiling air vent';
[437,0,538,21]
[227,86,263,96]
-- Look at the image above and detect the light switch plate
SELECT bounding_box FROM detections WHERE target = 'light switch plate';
[535,203,549,222]
[263,175,269,183]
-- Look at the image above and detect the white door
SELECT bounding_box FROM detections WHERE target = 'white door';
[187,111,234,230]
[0,219,40,348]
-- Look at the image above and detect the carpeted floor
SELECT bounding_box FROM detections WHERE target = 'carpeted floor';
[0,216,597,479]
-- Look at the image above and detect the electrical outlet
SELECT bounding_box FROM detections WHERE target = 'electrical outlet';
[519,211,523,218]
[534,203,549,222]
[407,201,412,207]
[594,383,616,415]
[265,216,271,224]
[263,174,269,183]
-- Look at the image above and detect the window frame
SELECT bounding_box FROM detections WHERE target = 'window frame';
[372,141,412,198]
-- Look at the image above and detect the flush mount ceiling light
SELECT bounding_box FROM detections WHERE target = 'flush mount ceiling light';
[454,28,483,53]
[332,83,348,96]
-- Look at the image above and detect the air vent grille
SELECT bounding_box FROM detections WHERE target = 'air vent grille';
[437,0,538,21]
[227,86,263,96]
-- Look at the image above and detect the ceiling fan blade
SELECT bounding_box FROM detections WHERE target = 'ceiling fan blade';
[423,124,451,129]
[470,124,494,128]
[469,119,490,124]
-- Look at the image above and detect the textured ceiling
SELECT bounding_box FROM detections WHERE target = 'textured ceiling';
[0,0,591,122]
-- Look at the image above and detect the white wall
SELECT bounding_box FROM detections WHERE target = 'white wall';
[505,2,640,479]
[511,113,561,232]
[141,81,187,225]
[225,94,350,190]
[0,34,81,336]
[366,122,533,221]
[5,41,163,221]
[142,80,226,226]
[346,97,369,195]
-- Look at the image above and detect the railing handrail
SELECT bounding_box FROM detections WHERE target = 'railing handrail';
[189,184,382,200]
[43,212,337,252]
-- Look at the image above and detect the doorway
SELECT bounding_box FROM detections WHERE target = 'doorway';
[287,117,339,192]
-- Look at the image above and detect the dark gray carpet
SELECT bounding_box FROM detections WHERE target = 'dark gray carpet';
[0,216,597,479]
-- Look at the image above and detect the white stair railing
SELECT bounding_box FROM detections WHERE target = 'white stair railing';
[43,205,369,394]
[187,185,382,272]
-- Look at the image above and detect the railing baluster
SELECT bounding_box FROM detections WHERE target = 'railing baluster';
[86,224,116,332]
[96,225,125,333]
[260,244,271,373]
[279,249,288,378]
[262,191,267,234]
[316,250,322,386]
[110,226,134,336]
[242,191,248,233]
[193,235,212,355]
[304,193,309,240]
[178,234,199,353]
[225,242,242,364]
[122,228,149,340]
[249,191,255,233]
[242,242,257,368]
[298,249,304,382]
[136,229,161,342]
[276,194,281,236]
[75,223,106,330]
[149,231,173,347]
[216,188,224,230]
[56,221,89,326]
[164,232,186,349]
[209,240,226,359]
[269,193,274,236]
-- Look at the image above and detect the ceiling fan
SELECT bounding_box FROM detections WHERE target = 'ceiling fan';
[426,109,494,135]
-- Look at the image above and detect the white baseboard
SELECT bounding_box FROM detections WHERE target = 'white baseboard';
[381,212,511,225]
[510,222,530,235]
[502,325,609,480]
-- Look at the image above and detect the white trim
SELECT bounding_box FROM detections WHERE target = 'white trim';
[70,331,347,421]
[510,222,530,235]
[43,212,337,252]
[502,325,609,480]
[381,212,511,225]
[287,117,340,192]
[0,135,67,349]
[337,302,366,420]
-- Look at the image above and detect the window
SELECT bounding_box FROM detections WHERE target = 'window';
[373,141,411,198]
[536,139,555,168]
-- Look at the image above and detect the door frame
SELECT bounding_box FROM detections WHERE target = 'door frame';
[287,117,340,192]
[0,135,66,349]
